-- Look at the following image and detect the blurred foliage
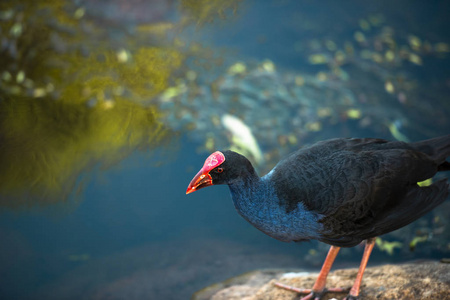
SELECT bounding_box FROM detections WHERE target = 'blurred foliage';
[408,235,428,252]
[375,237,403,255]
[0,0,190,207]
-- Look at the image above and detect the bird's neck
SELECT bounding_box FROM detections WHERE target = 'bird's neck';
[228,171,264,209]
[228,174,270,231]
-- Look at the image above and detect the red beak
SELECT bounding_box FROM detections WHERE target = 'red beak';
[186,151,225,195]
[186,168,213,194]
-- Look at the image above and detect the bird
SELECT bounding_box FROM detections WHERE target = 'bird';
[186,136,450,300]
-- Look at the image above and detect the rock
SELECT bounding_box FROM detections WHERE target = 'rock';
[194,269,288,300]
[194,261,450,300]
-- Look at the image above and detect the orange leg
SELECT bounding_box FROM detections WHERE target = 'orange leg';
[312,245,341,292]
[274,245,349,300]
[346,238,376,299]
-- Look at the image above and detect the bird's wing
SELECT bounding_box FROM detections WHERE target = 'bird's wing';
[270,142,381,215]
[270,137,438,219]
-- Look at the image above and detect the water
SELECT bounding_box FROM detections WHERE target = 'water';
[1,1,449,299]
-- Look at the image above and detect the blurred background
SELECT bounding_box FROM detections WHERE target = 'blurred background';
[0,0,449,299]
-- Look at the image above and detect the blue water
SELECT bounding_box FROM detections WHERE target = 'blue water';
[1,1,450,299]
[1,141,315,299]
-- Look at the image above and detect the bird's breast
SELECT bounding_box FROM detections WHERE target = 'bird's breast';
[229,184,322,242]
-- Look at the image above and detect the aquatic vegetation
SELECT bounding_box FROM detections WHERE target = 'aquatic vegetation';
[180,0,241,25]
[227,62,247,75]
[375,238,403,255]
[346,109,362,119]
[409,235,428,252]
[387,121,410,142]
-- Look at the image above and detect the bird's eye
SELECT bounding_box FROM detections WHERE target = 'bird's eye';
[216,167,223,173]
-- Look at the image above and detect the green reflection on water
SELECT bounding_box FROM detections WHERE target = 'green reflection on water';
[0,0,194,207]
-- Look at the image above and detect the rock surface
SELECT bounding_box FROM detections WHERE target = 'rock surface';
[193,261,450,300]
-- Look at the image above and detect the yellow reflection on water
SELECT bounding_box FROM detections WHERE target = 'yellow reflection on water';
[0,96,169,207]
[0,1,194,207]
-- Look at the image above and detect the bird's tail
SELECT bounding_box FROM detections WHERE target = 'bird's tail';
[372,178,449,238]
[412,135,450,171]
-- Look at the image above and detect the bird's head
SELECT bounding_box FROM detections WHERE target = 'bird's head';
[186,150,253,194]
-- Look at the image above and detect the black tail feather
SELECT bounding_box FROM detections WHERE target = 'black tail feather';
[413,135,450,170]
[372,178,449,238]
[438,161,450,172]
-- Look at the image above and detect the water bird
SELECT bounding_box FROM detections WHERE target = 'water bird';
[186,136,450,299]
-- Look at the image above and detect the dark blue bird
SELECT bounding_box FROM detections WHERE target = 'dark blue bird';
[186,136,450,300]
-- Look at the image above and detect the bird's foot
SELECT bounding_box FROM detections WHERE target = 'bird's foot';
[343,295,359,300]
[274,282,349,300]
